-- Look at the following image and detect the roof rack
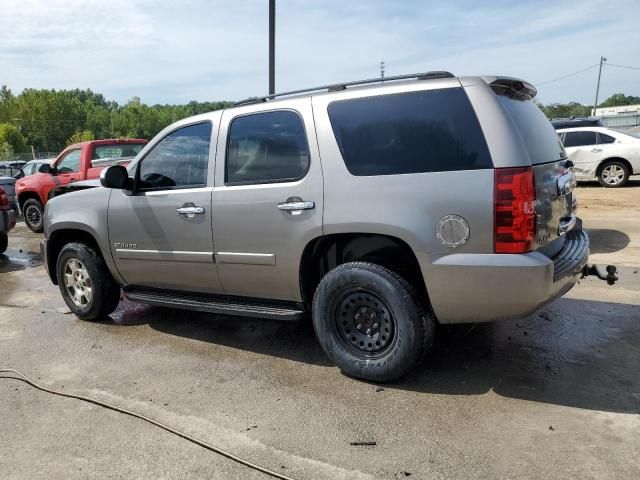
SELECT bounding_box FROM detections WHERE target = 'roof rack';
[234,71,455,106]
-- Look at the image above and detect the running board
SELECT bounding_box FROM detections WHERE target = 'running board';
[122,287,306,321]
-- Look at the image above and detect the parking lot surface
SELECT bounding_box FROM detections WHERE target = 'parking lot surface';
[1,183,639,479]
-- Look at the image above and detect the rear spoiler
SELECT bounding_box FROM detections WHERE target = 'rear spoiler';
[485,77,537,101]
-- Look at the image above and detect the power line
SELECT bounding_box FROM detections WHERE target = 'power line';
[606,63,640,70]
[536,64,599,86]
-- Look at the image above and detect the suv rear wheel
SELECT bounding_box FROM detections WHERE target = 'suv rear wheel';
[598,160,629,188]
[312,261,434,382]
[23,198,44,233]
[56,242,121,320]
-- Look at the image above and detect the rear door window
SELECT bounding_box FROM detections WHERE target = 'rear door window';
[226,110,310,185]
[563,131,597,148]
[327,88,492,176]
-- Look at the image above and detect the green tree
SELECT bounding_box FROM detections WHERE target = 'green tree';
[539,102,591,119]
[0,122,28,152]
[0,142,13,161]
[598,93,640,108]
[66,129,95,146]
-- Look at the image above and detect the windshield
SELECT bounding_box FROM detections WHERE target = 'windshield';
[497,95,567,164]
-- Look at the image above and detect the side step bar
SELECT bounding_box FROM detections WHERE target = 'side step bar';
[122,287,306,321]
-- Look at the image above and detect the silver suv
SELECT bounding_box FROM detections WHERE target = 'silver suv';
[42,72,601,381]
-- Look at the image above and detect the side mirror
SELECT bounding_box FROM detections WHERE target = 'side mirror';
[38,163,52,174]
[100,165,130,189]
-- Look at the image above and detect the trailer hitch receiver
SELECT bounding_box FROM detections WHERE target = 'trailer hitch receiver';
[581,264,618,285]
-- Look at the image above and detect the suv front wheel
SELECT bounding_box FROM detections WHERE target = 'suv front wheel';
[23,198,44,233]
[312,262,434,382]
[56,242,121,320]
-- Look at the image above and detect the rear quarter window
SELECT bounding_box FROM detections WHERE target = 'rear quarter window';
[327,88,492,176]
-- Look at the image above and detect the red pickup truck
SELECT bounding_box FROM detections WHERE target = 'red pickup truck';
[16,139,147,232]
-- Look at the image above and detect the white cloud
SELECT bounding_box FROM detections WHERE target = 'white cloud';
[0,0,639,104]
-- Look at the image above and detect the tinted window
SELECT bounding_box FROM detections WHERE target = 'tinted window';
[563,131,597,148]
[497,95,565,164]
[138,122,211,190]
[598,133,616,144]
[93,143,144,160]
[56,150,82,173]
[226,111,310,185]
[327,88,492,176]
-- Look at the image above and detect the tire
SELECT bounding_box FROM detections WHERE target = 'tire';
[23,198,44,233]
[598,160,629,188]
[56,242,121,320]
[312,261,435,382]
[0,232,7,254]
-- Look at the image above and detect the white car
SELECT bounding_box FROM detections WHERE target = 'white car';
[557,127,640,187]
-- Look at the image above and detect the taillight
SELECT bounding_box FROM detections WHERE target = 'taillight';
[494,167,536,254]
[0,188,9,211]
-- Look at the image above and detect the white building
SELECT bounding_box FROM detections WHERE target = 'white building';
[594,104,640,116]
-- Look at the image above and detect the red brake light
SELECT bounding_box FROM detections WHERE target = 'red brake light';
[0,188,9,211]
[494,167,536,254]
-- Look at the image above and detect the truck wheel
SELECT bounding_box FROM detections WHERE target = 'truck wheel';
[0,232,7,254]
[56,242,121,321]
[598,160,629,187]
[312,261,434,382]
[23,198,44,233]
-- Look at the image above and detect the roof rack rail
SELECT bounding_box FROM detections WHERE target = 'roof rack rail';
[234,71,455,106]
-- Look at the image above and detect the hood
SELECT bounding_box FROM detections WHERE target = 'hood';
[49,179,101,199]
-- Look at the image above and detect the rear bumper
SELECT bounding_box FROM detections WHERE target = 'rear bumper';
[0,208,16,233]
[419,228,589,324]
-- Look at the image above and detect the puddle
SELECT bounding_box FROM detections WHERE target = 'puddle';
[0,249,44,272]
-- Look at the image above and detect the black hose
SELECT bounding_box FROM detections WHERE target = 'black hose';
[0,368,296,480]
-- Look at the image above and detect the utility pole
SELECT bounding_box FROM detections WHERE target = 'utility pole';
[269,0,276,95]
[380,61,385,79]
[593,56,607,116]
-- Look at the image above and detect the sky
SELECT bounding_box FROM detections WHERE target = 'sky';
[1,0,639,106]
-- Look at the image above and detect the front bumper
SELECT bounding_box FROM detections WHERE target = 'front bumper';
[41,238,56,284]
[419,228,589,324]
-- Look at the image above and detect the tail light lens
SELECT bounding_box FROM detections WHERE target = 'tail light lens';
[494,167,536,253]
[0,188,9,211]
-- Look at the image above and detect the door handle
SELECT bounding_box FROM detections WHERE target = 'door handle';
[177,206,205,218]
[277,200,315,216]
[591,148,602,153]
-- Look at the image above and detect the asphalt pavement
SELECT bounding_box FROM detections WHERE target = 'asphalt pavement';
[1,182,639,479]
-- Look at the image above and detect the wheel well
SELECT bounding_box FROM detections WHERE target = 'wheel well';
[47,229,103,285]
[18,191,41,210]
[596,157,632,176]
[299,233,427,306]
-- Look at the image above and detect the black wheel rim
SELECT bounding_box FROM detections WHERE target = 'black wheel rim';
[334,289,396,358]
[25,205,42,229]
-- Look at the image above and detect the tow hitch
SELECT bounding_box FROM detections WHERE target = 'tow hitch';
[582,264,618,285]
